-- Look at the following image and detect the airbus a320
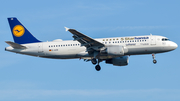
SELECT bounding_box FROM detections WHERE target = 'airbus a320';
[5,18,178,71]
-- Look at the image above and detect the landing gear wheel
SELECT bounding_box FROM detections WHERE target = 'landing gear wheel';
[95,65,101,71]
[152,54,157,64]
[153,60,157,64]
[91,58,97,65]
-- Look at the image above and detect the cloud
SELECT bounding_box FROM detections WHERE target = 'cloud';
[77,3,116,11]
[76,1,145,11]
[0,89,180,100]
[0,51,28,69]
[113,26,168,30]
[0,30,9,35]
[78,26,168,32]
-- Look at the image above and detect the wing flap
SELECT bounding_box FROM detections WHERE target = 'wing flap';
[5,41,27,49]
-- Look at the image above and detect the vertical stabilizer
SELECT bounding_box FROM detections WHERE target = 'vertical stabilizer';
[7,17,41,44]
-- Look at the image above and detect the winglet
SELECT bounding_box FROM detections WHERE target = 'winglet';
[65,27,70,31]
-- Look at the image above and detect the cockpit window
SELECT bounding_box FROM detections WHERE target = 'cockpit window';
[162,38,170,41]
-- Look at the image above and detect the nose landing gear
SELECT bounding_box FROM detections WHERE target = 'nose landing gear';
[152,54,157,64]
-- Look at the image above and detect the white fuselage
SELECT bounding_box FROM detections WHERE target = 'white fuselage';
[5,35,178,59]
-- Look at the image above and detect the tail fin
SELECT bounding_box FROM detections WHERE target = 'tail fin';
[7,17,41,44]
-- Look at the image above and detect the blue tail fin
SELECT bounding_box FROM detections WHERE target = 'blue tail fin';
[8,17,41,44]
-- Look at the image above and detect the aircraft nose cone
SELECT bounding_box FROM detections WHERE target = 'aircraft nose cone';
[173,42,178,48]
[171,42,178,50]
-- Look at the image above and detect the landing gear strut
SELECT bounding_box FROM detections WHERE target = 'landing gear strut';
[91,58,101,71]
[152,54,157,64]
[95,59,103,71]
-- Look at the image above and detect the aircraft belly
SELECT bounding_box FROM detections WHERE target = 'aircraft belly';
[126,46,162,55]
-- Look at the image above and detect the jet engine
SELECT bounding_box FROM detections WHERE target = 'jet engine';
[106,56,129,66]
[101,45,128,56]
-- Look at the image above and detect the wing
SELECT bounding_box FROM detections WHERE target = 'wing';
[65,27,105,51]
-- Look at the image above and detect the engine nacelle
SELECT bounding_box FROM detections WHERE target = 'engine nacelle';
[106,56,129,66]
[101,45,128,56]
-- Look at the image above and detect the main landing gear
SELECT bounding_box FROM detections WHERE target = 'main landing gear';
[95,65,101,71]
[152,54,157,64]
[91,58,97,65]
[91,59,102,71]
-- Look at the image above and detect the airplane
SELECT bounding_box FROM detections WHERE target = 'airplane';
[5,17,178,71]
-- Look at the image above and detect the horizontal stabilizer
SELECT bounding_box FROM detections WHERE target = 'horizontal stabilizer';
[5,41,27,49]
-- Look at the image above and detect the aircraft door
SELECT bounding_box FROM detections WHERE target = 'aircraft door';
[38,43,43,53]
[150,36,156,45]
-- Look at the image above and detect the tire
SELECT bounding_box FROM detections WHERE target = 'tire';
[153,60,157,64]
[95,65,101,71]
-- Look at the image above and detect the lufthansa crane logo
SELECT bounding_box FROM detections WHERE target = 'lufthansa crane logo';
[13,25,25,37]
